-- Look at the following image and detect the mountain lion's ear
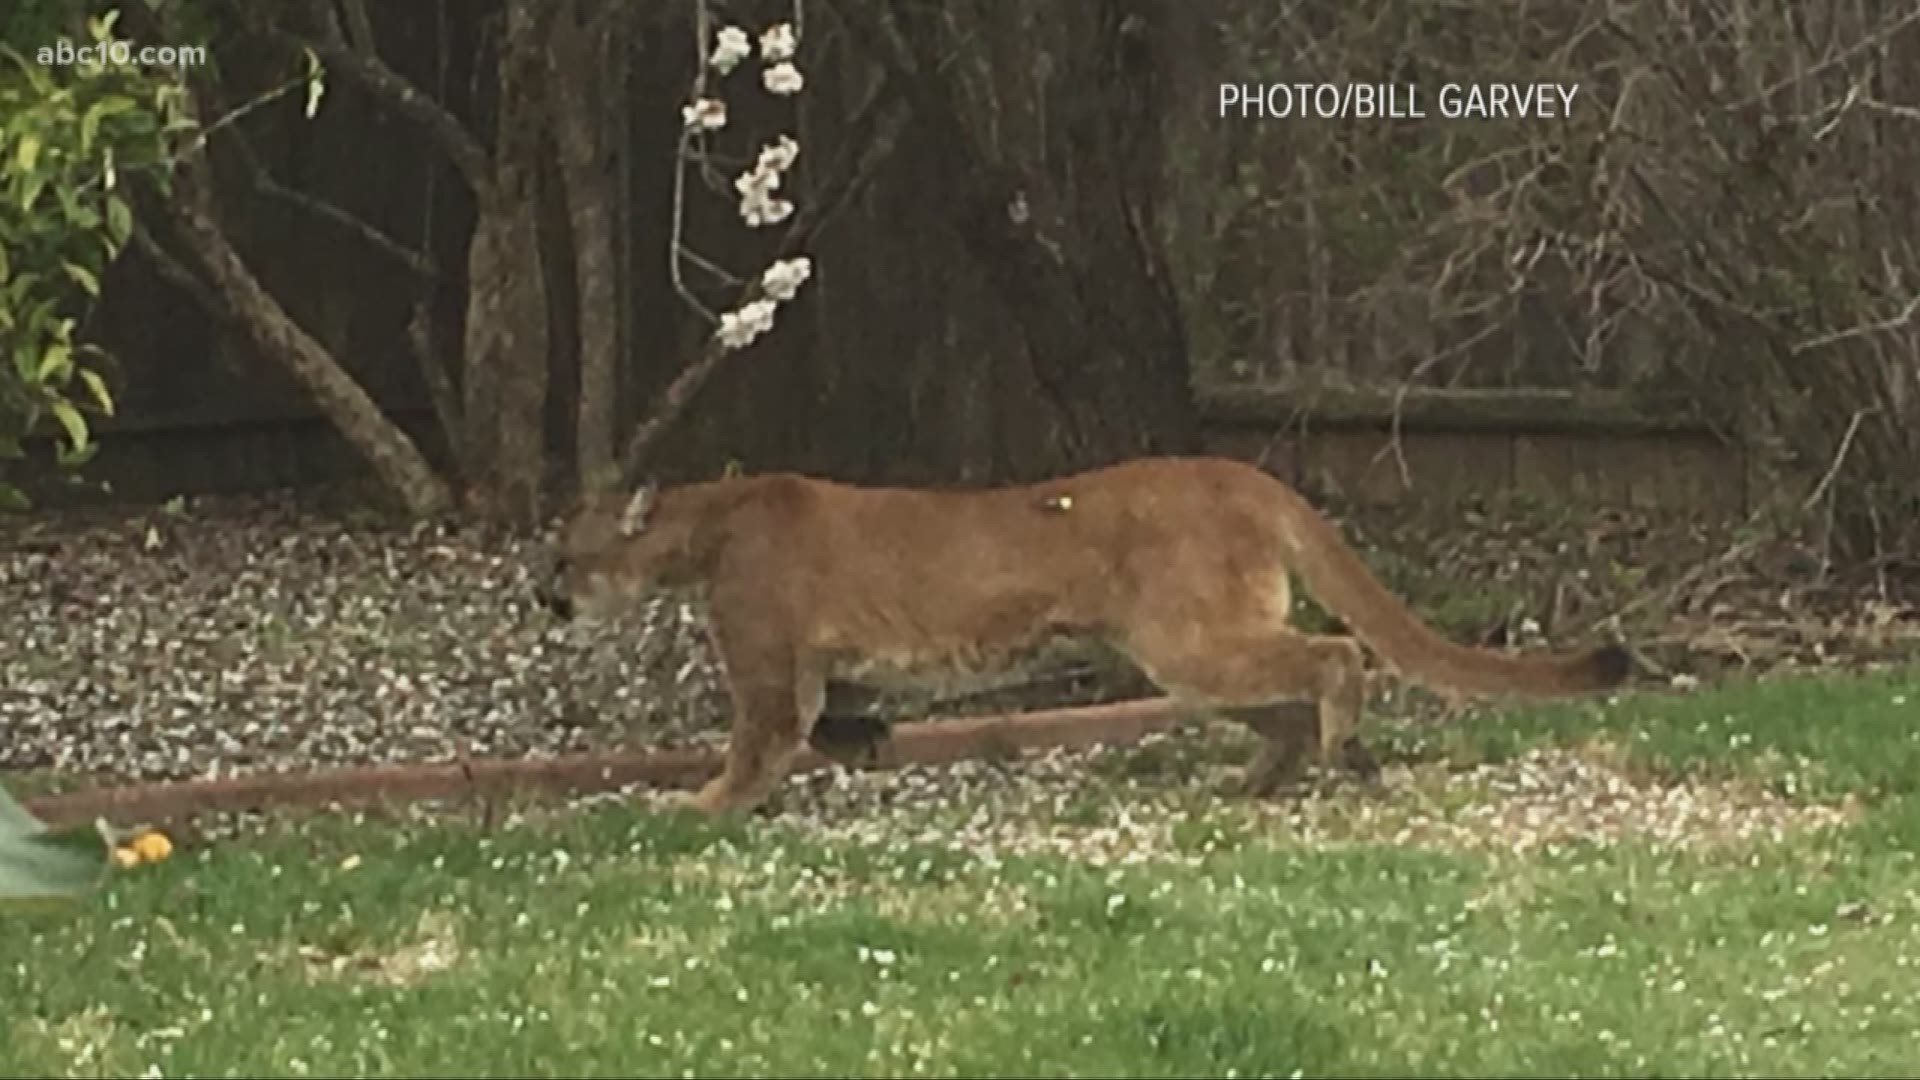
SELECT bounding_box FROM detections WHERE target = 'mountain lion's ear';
[619,482,657,536]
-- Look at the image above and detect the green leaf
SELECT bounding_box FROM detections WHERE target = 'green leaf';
[0,49,173,497]
[64,197,100,232]
[37,341,72,381]
[80,95,135,155]
[64,262,99,297]
[78,366,114,416]
[49,398,88,450]
[56,437,100,468]
[0,783,112,903]
[14,130,40,174]
[7,272,41,309]
[0,481,28,512]
[105,195,132,249]
[304,48,326,119]
[19,171,45,211]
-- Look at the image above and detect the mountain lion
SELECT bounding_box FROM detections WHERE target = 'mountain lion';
[536,456,1630,814]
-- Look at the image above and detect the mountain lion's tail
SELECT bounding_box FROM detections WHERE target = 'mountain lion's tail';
[1272,487,1630,697]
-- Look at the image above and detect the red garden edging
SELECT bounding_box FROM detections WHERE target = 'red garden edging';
[22,697,1192,830]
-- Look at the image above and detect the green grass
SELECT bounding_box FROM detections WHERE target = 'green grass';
[7,664,1920,1077]
[1392,663,1920,804]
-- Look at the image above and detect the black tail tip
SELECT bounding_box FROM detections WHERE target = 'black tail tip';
[1588,643,1633,687]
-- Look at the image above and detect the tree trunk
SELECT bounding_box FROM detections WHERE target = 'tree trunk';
[159,200,454,517]
[459,0,553,524]
[548,0,620,492]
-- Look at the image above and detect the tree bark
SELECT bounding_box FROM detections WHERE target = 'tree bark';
[459,0,554,524]
[548,0,620,492]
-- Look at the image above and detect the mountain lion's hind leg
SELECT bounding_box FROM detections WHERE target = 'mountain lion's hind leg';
[1126,629,1371,797]
[1219,702,1316,796]
[1227,701,1382,794]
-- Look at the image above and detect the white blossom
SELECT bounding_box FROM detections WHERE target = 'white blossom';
[756,135,800,176]
[682,17,813,348]
[709,25,751,73]
[762,61,804,96]
[716,298,779,350]
[741,298,777,329]
[759,22,798,63]
[740,193,793,227]
[681,97,727,130]
[733,137,802,226]
[760,257,812,302]
[735,166,781,199]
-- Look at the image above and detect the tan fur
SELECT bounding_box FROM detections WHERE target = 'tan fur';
[540,456,1631,814]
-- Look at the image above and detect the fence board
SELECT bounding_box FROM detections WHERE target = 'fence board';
[12,382,1748,518]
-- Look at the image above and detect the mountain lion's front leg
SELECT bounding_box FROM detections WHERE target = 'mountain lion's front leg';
[681,618,826,815]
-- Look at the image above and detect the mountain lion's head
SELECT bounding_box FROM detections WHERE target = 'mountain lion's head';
[534,482,704,621]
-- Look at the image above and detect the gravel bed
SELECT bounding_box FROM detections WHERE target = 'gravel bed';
[1,491,1124,793]
[0,491,1866,863]
[3,493,736,788]
[747,736,1857,865]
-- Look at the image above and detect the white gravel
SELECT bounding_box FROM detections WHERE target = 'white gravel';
[0,492,1118,791]
[2,494,733,787]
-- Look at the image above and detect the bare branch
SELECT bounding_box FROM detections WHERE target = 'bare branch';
[1723,5,1920,112]
[254,3,493,196]
[1792,293,1920,355]
[150,186,454,514]
[339,0,377,52]
[1862,95,1920,123]
[673,243,745,288]
[407,298,463,448]
[668,0,719,324]
[668,129,718,325]
[617,335,731,481]
[227,128,437,279]
[131,225,226,317]
[623,92,911,480]
[1801,407,1875,512]
[780,75,907,252]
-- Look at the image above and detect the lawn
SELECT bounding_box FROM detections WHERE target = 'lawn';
[5,663,1920,1078]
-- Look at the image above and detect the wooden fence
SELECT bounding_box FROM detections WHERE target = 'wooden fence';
[12,380,1748,519]
[1196,384,1748,516]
